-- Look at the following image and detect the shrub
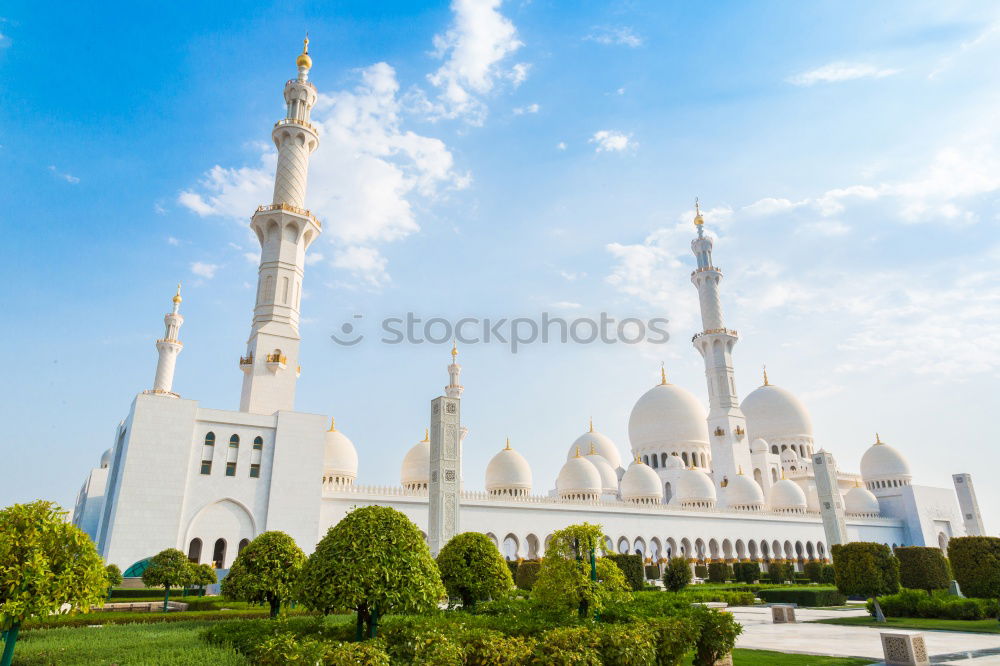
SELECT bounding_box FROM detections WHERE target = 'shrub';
[832,542,900,601]
[104,564,123,593]
[662,558,691,592]
[437,532,515,609]
[947,536,1000,599]
[707,562,731,583]
[254,632,330,665]
[895,546,951,594]
[820,564,836,584]
[606,554,645,591]
[596,622,657,665]
[644,565,660,581]
[222,531,305,618]
[680,589,756,606]
[461,627,535,665]
[325,640,392,666]
[757,587,846,606]
[803,561,823,583]
[872,588,999,620]
[189,563,217,595]
[297,506,446,639]
[646,616,700,665]
[515,561,541,591]
[767,562,793,584]
[690,606,742,666]
[530,626,602,665]
[506,560,519,579]
[694,565,708,579]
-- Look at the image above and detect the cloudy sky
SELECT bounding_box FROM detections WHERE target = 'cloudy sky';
[2,1,998,534]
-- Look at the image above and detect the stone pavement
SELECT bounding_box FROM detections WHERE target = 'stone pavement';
[730,606,1000,664]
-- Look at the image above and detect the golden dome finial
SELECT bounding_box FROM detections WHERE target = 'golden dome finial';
[422,428,429,442]
[172,282,183,304]
[875,432,882,445]
[660,362,667,385]
[451,340,458,359]
[855,478,861,488]
[781,468,786,480]
[505,437,511,450]
[575,446,582,458]
[328,417,336,432]
[738,465,744,475]
[762,364,769,386]
[296,33,312,69]
[635,453,642,464]
[588,416,594,433]
[693,197,704,227]
[589,442,596,456]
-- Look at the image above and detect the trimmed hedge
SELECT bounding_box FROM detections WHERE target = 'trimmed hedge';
[644,565,660,581]
[606,554,645,591]
[832,542,900,598]
[694,565,708,579]
[757,587,847,607]
[948,536,1000,599]
[514,561,541,591]
[873,588,1000,620]
[662,558,692,592]
[895,546,951,593]
[820,564,836,584]
[109,588,206,599]
[767,562,794,584]
[803,562,823,583]
[732,562,760,584]
[707,562,732,583]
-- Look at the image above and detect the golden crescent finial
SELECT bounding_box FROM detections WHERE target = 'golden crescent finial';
[575,446,582,458]
[296,33,313,69]
[660,362,667,385]
[738,465,744,475]
[589,442,596,455]
[505,437,511,450]
[875,432,882,445]
[693,197,704,226]
[172,282,183,304]
[762,364,769,386]
[328,417,336,432]
[451,340,458,358]
[422,428,429,442]
[589,416,594,433]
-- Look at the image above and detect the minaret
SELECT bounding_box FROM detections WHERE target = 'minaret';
[446,342,463,399]
[689,200,753,493]
[147,284,184,397]
[239,37,323,414]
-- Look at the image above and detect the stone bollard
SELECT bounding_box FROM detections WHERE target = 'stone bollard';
[880,632,929,666]
[771,604,796,623]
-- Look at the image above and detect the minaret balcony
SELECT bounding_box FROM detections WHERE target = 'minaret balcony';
[239,354,254,373]
[274,117,318,134]
[691,266,721,277]
[691,328,739,342]
[254,203,322,229]
[265,353,288,372]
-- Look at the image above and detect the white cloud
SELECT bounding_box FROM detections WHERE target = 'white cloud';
[556,141,567,151]
[243,252,260,264]
[190,261,219,279]
[332,246,390,287]
[0,32,9,49]
[305,252,324,266]
[513,103,539,115]
[929,21,1000,79]
[741,197,805,216]
[154,200,167,215]
[167,236,181,246]
[589,130,636,153]
[559,270,584,281]
[788,62,899,86]
[800,220,851,236]
[551,301,582,309]
[586,26,643,48]
[425,0,525,124]
[48,165,79,184]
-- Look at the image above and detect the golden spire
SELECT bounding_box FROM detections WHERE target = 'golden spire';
[855,478,861,488]
[660,362,668,385]
[505,437,511,450]
[589,416,594,433]
[575,446,582,458]
[635,453,642,464]
[296,34,312,69]
[589,442,596,455]
[422,429,429,442]
[738,465,744,475]
[327,417,336,432]
[781,468,786,480]
[693,197,704,227]
[451,340,458,359]
[875,432,883,445]
[762,364,769,386]
[172,282,183,305]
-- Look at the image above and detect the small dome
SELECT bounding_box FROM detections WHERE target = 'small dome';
[741,383,813,442]
[780,448,800,464]
[751,437,769,454]
[628,381,709,457]
[100,448,112,469]
[557,452,602,499]
[620,458,663,503]
[568,423,622,469]
[845,485,881,516]
[401,433,430,489]
[769,478,807,513]
[664,453,684,470]
[725,472,765,509]
[324,419,358,481]
[676,468,717,505]
[585,449,620,494]
[860,436,911,482]
[485,441,532,496]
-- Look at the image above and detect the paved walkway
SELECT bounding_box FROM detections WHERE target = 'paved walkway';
[731,606,1000,664]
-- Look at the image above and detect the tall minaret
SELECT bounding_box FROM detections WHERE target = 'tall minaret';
[446,342,463,399]
[147,284,184,397]
[689,200,752,494]
[239,37,323,414]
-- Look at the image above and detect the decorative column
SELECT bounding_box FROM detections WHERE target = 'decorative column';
[813,450,849,546]
[428,393,461,556]
[952,473,985,537]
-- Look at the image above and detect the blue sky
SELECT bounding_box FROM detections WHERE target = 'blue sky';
[2,1,998,534]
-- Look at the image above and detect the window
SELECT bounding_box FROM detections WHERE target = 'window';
[249,464,260,478]
[201,461,212,475]
[253,436,263,450]
[229,434,240,448]
[205,432,216,446]
[238,538,250,554]
[212,539,226,568]
[226,462,237,477]
[188,538,202,563]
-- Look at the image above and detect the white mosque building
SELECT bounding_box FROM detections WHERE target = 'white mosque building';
[73,43,987,574]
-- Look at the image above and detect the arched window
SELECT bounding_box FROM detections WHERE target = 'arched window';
[664,482,672,503]
[213,539,227,568]
[771,445,778,454]
[238,538,250,554]
[205,432,216,446]
[230,434,240,448]
[652,455,659,468]
[201,433,215,475]
[253,436,263,450]
[188,538,202,563]
[226,435,239,476]
[682,452,689,466]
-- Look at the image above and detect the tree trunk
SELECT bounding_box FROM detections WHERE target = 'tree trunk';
[269,598,281,619]
[355,605,370,641]
[0,623,20,666]
[369,606,379,639]
[461,591,475,610]
[163,586,171,613]
[873,597,886,623]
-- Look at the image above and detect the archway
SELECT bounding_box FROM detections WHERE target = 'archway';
[502,533,520,560]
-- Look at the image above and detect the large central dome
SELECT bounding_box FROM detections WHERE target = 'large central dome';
[740,383,813,444]
[628,382,709,457]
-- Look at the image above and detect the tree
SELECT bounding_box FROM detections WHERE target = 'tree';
[0,501,107,666]
[895,546,951,594]
[222,531,304,617]
[831,542,899,622]
[297,506,445,639]
[947,536,1000,599]
[188,563,217,597]
[531,523,630,619]
[104,564,123,599]
[663,557,692,592]
[142,548,194,612]
[436,532,513,609]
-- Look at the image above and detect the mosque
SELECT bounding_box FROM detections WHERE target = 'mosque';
[72,42,987,575]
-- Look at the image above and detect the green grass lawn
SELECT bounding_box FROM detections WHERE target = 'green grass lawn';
[733,649,874,665]
[817,615,1000,634]
[13,621,249,665]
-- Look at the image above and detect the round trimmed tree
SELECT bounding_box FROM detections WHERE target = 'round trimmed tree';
[142,548,194,612]
[831,542,899,621]
[663,556,693,592]
[188,562,217,596]
[0,501,108,666]
[297,506,445,639]
[104,564,123,599]
[436,532,513,608]
[895,546,950,594]
[948,536,1000,599]
[221,531,304,617]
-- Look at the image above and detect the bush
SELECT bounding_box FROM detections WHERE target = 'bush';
[732,562,760,584]
[646,616,700,665]
[530,626,602,665]
[644,565,660,581]
[694,565,708,579]
[325,640,392,665]
[895,546,951,594]
[506,560,519,579]
[515,561,541,591]
[873,588,999,620]
[947,536,1000,599]
[707,562,732,583]
[820,564,836,584]
[803,561,823,583]
[662,558,692,592]
[680,589,756,606]
[690,606,742,666]
[832,542,900,601]
[437,532,515,608]
[757,587,846,606]
[767,562,793,584]
[596,622,657,665]
[462,627,535,665]
[254,632,330,665]
[606,554,645,591]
